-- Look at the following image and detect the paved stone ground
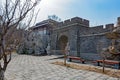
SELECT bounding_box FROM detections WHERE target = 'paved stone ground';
[5,54,119,80]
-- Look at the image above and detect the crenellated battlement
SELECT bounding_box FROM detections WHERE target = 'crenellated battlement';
[57,17,89,27]
[105,23,114,29]
[56,17,120,29]
[56,16,117,34]
[88,23,114,34]
[91,23,114,29]
[56,17,116,31]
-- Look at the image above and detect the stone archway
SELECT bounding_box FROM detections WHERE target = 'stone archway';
[58,35,68,50]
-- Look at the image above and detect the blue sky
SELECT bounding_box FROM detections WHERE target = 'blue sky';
[0,0,120,26]
[37,0,120,26]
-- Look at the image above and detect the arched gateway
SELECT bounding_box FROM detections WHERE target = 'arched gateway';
[57,35,68,50]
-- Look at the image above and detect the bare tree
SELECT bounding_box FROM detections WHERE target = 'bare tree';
[5,28,26,50]
[0,0,40,79]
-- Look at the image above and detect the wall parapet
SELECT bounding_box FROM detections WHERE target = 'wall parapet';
[89,23,114,34]
[57,17,89,27]
[105,23,114,30]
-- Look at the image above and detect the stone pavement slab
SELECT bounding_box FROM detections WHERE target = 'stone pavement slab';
[5,54,119,80]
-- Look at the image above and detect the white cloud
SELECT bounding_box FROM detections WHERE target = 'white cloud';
[36,0,73,22]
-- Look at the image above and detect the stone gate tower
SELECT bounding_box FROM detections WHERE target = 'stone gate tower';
[50,17,89,57]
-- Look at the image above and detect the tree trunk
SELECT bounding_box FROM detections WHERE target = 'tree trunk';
[102,59,105,73]
[0,69,5,80]
[64,54,67,66]
[63,50,67,66]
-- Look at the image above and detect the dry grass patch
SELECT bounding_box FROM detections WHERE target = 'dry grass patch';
[52,61,120,78]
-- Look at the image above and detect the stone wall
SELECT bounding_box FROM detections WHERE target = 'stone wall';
[80,34,111,54]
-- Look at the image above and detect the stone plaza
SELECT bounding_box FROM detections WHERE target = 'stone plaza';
[5,54,119,80]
